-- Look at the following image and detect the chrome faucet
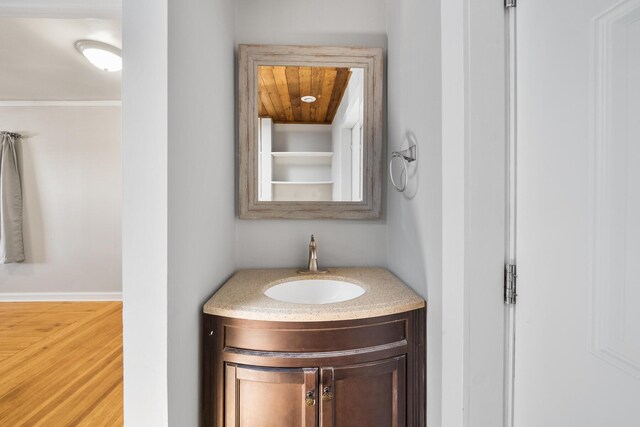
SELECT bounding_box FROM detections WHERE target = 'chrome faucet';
[298,235,327,274]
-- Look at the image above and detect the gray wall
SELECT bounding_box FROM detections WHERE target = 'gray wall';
[123,0,236,425]
[234,0,388,269]
[167,0,236,425]
[386,0,442,425]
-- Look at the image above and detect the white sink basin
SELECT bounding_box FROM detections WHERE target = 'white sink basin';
[264,279,365,304]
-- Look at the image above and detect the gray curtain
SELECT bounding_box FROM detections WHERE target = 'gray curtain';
[0,131,24,263]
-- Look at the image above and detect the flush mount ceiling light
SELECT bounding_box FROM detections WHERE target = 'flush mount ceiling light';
[75,40,122,72]
[301,95,317,103]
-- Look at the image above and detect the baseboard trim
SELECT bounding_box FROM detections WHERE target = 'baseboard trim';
[0,292,122,302]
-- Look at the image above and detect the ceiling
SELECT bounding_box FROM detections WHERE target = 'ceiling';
[0,18,121,101]
[258,66,351,125]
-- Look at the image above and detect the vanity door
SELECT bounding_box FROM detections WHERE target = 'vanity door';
[320,356,406,427]
[225,364,318,427]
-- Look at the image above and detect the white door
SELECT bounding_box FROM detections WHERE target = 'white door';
[516,0,640,426]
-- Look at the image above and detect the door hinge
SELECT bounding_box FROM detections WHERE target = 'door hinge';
[505,264,517,304]
[505,0,516,8]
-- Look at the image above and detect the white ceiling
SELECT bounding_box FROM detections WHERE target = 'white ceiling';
[0,18,121,100]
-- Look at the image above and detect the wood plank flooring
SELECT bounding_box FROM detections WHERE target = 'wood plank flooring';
[0,302,123,426]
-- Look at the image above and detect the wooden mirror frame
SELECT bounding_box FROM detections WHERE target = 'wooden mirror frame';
[238,45,383,219]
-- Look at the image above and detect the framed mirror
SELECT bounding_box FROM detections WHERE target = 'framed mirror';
[238,45,383,219]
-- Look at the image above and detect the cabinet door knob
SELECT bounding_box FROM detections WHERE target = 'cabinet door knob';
[305,391,316,406]
[322,387,333,402]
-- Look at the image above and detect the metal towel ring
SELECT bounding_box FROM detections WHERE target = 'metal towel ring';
[389,145,416,192]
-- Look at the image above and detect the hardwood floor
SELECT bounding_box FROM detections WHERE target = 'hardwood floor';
[0,302,123,426]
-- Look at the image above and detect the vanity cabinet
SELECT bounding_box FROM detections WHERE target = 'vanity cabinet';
[202,309,425,426]
[224,365,317,426]
[223,357,405,427]
[320,356,406,427]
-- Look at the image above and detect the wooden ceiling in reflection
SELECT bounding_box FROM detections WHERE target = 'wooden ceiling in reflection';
[258,66,352,124]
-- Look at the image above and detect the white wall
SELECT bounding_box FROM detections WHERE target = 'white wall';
[385,0,442,425]
[0,106,121,296]
[122,0,169,424]
[462,1,508,424]
[234,0,388,268]
[438,0,509,425]
[440,0,467,423]
[167,0,236,425]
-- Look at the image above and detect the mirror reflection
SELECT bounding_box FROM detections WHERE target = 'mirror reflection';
[257,65,364,202]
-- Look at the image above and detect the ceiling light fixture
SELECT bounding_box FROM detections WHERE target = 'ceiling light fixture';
[75,40,122,72]
[301,95,317,103]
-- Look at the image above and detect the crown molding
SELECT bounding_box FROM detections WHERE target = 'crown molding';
[0,1,121,18]
[0,100,121,107]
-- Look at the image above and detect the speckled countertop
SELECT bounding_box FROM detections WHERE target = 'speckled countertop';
[203,268,426,322]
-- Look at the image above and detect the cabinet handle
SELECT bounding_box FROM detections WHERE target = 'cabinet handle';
[305,391,316,407]
[322,387,333,402]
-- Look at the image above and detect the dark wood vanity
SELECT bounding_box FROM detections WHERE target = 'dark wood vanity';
[202,308,425,426]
